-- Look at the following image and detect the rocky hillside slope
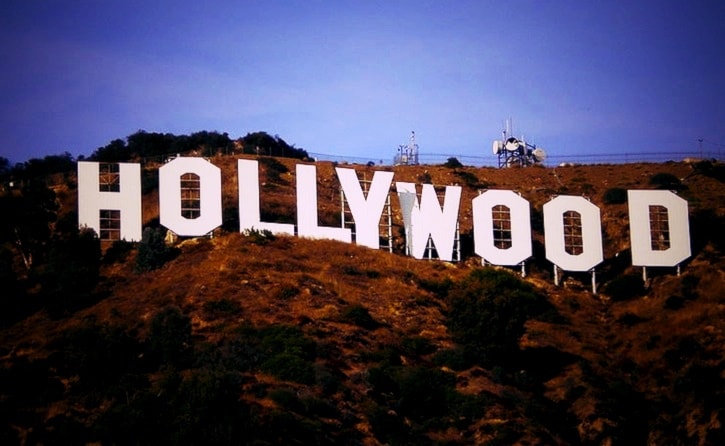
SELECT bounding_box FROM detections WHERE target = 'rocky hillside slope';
[1,157,724,445]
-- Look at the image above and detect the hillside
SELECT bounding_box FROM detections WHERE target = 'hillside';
[1,155,724,445]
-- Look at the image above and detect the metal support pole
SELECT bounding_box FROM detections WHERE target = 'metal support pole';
[591,268,597,295]
[554,265,559,286]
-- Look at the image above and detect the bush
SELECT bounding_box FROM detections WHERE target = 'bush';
[603,187,628,204]
[135,227,178,272]
[102,239,135,264]
[603,273,646,301]
[341,304,379,329]
[258,156,290,183]
[42,227,102,315]
[201,298,241,320]
[445,269,556,366]
[401,336,436,357]
[254,325,317,383]
[149,306,192,367]
[443,157,463,168]
[417,171,432,184]
[242,227,276,245]
[649,172,684,190]
[261,353,316,384]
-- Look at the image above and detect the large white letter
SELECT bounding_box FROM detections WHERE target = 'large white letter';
[472,190,532,265]
[77,161,142,241]
[395,182,461,261]
[237,159,295,236]
[336,167,393,249]
[159,157,222,236]
[296,164,351,242]
[628,190,691,266]
[543,195,603,271]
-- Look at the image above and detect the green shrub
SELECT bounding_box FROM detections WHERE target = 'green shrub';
[453,170,487,189]
[201,298,241,320]
[135,227,178,272]
[649,172,684,190]
[417,171,432,184]
[401,336,436,357]
[242,227,276,245]
[603,273,646,301]
[341,304,379,329]
[102,239,134,264]
[258,156,289,183]
[443,157,463,168]
[149,306,192,366]
[432,347,472,371]
[445,269,556,366]
[603,187,628,204]
[261,353,315,384]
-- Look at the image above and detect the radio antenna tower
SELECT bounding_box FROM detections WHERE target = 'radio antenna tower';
[492,119,547,168]
[394,131,419,166]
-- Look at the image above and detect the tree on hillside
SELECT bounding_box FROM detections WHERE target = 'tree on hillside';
[0,181,58,270]
[42,227,101,315]
[239,131,308,159]
[135,227,179,272]
[91,139,128,162]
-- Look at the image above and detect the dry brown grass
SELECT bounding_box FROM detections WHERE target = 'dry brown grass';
[3,157,723,444]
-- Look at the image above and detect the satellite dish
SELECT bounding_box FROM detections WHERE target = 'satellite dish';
[492,140,503,154]
[533,148,547,162]
[505,137,520,151]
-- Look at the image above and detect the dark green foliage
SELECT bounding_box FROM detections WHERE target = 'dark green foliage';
[452,169,488,189]
[254,325,318,384]
[617,312,647,326]
[681,274,700,300]
[443,157,463,168]
[664,295,685,310]
[42,227,101,315]
[416,276,453,298]
[417,171,433,184]
[693,160,725,182]
[242,227,276,245]
[14,152,75,178]
[0,247,22,324]
[649,172,684,190]
[401,336,436,357]
[603,187,628,204]
[201,298,241,320]
[366,362,488,441]
[596,380,650,444]
[258,155,290,183]
[395,366,456,420]
[0,180,58,269]
[275,285,300,300]
[101,239,135,264]
[341,304,379,329]
[445,269,557,366]
[52,317,143,392]
[603,272,646,301]
[91,130,234,162]
[149,306,192,367]
[135,226,179,272]
[261,353,316,384]
[432,347,472,371]
[94,366,254,446]
[240,131,308,159]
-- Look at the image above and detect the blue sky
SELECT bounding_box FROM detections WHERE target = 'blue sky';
[1,0,723,165]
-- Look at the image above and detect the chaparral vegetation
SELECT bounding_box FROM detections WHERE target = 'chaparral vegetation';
[0,133,724,445]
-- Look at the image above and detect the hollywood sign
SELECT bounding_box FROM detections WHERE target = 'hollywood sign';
[77,158,691,273]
